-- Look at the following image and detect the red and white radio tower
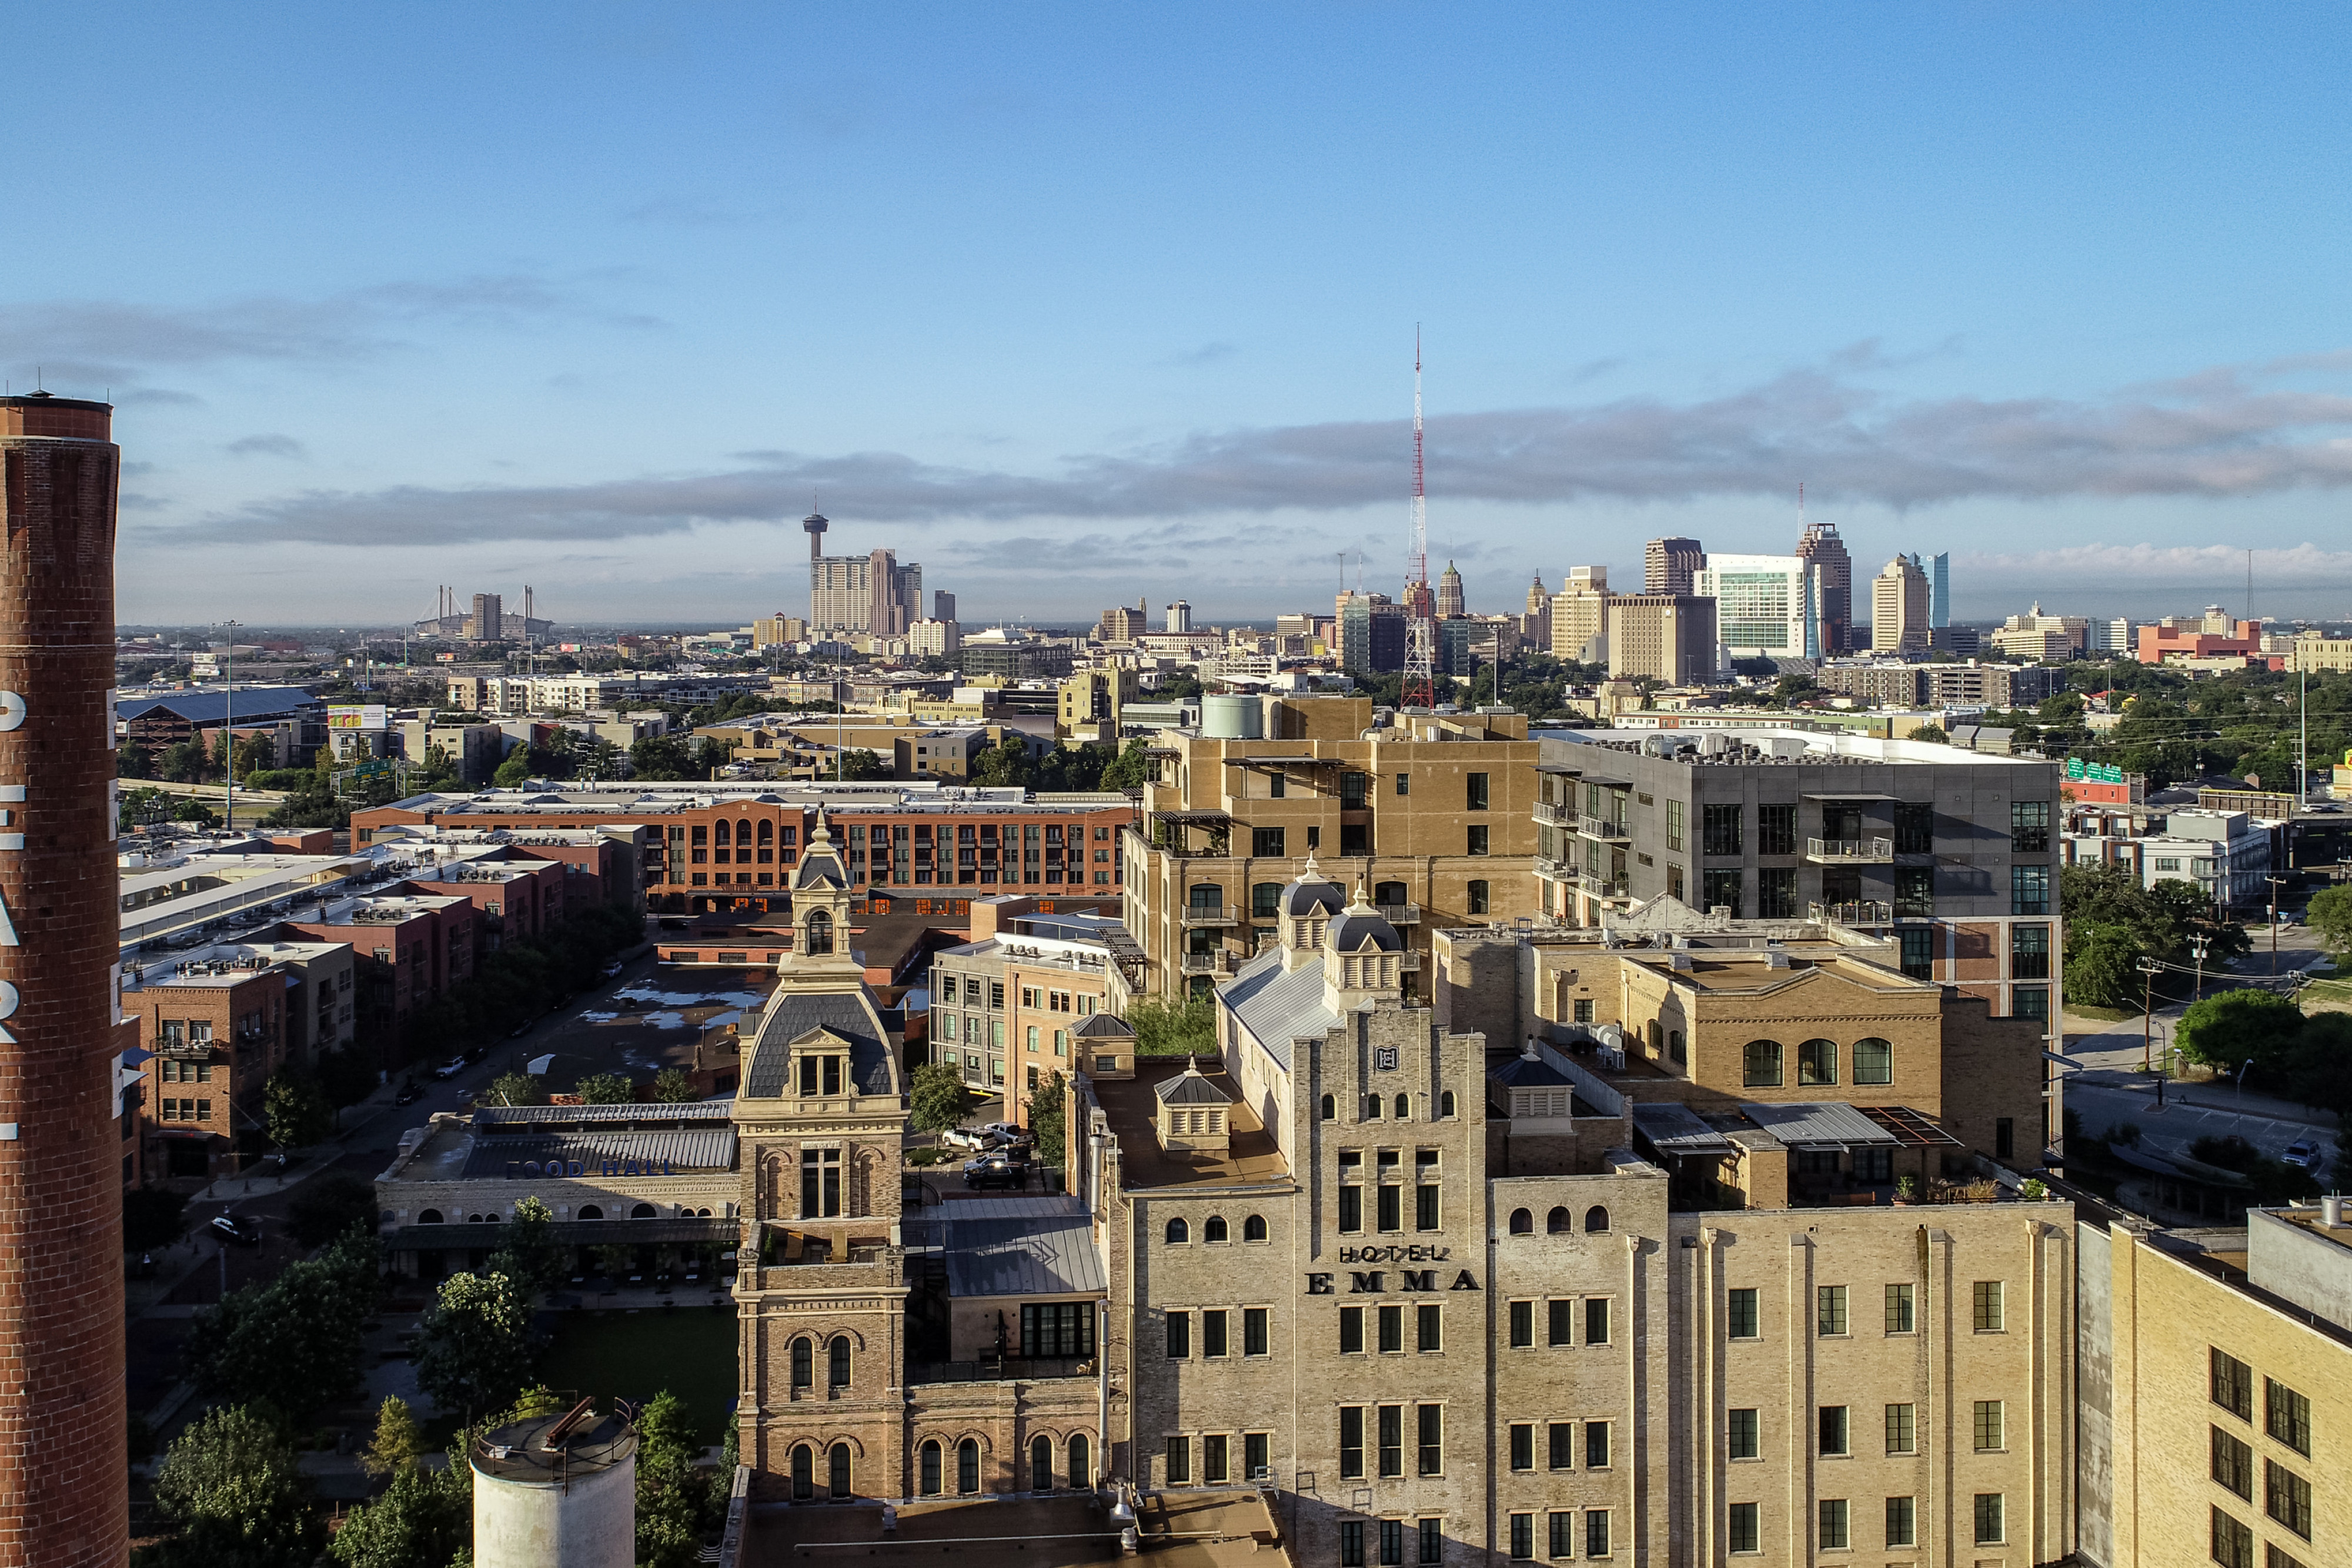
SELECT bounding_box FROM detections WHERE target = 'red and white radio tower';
[1401,326,1436,709]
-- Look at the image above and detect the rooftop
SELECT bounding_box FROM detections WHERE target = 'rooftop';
[1092,1059,1288,1191]
[743,1489,1289,1568]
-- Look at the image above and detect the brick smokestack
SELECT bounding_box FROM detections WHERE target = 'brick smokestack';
[0,394,128,1567]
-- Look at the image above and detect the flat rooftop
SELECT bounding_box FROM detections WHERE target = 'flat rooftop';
[1093,1059,1289,1191]
[746,1489,1288,1568]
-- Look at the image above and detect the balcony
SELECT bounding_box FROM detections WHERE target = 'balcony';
[1377,903,1421,925]
[1579,815,1631,841]
[1532,801,1576,828]
[1810,900,1895,927]
[1180,904,1234,927]
[908,1356,1096,1386]
[1178,951,1232,975]
[1805,837,1893,864]
[1532,856,1576,883]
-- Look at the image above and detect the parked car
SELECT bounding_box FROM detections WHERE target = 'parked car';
[978,1122,1018,1140]
[209,1215,261,1247]
[2284,1139,2325,1172]
[433,1058,467,1079]
[941,1127,993,1151]
[963,1155,1030,1191]
[393,1081,424,1106]
[601,959,626,978]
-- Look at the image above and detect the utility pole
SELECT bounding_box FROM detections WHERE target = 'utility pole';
[2137,956,2162,1072]
[2268,874,2288,975]
[2190,931,2211,1003]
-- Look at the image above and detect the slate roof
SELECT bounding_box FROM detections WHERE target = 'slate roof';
[1154,1064,1232,1105]
[1328,909,1403,952]
[743,989,895,1096]
[1279,875,1346,918]
[943,1209,1106,1299]
[1073,1011,1135,1040]
[1490,1053,1575,1088]
[460,1127,737,1177]
[1217,949,1337,1074]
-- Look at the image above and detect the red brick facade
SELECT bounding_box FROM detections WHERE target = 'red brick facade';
[0,395,129,1565]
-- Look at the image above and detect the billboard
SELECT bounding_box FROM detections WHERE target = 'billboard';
[328,704,389,731]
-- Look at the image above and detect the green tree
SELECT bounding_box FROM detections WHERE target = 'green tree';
[286,1170,377,1248]
[158,737,212,783]
[146,1404,320,1568]
[1127,996,1215,1055]
[2306,885,2352,965]
[2063,921,2152,1010]
[186,1230,382,1423]
[652,1066,696,1102]
[172,797,219,827]
[2174,988,2304,1079]
[357,1395,425,1478]
[118,738,155,779]
[263,1067,333,1149]
[483,1071,540,1108]
[1905,724,1949,744]
[485,1195,566,1301]
[1095,738,1155,792]
[908,1060,968,1132]
[413,1270,536,1420]
[634,1390,713,1568]
[327,1462,469,1568]
[574,1071,633,1104]
[118,784,174,831]
[971,737,1034,788]
[629,734,697,781]
[492,748,534,786]
[1027,1071,1067,1168]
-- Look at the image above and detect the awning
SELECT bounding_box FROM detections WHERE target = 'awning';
[526,1054,557,1076]
[1739,1101,1903,1151]
[1632,1101,1734,1155]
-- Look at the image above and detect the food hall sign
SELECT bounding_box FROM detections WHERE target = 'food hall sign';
[1308,1243,1479,1295]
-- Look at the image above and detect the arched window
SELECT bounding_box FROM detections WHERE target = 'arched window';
[418,1209,443,1224]
[1585,1205,1610,1233]
[1393,1094,1409,1120]
[758,818,774,844]
[828,1335,851,1388]
[1188,883,1224,915]
[1509,1208,1534,1235]
[1068,1433,1090,1489]
[1032,1435,1055,1492]
[715,818,731,847]
[790,1443,814,1502]
[1852,1037,1894,1085]
[1547,1206,1572,1235]
[1203,1215,1228,1243]
[1251,881,1284,920]
[828,1442,851,1498]
[1798,1038,1838,1086]
[1242,1214,1267,1242]
[737,820,753,853]
[957,1438,981,1495]
[632,1202,657,1219]
[1319,1094,1335,1121]
[805,909,834,955]
[1165,1217,1189,1245]
[1743,1038,1785,1088]
[1439,1090,1456,1118]
[1374,880,1408,908]
[1364,1095,1382,1119]
[790,1338,813,1389]
[577,1204,603,1221]
[919,1440,942,1496]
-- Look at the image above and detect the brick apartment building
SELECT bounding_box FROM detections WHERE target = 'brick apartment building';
[281,891,477,1063]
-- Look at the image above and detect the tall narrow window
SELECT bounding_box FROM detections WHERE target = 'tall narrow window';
[1417,1404,1443,1475]
[1884,1496,1916,1549]
[1416,1303,1441,1352]
[1164,1436,1190,1486]
[1339,1408,1364,1478]
[1377,1405,1403,1477]
[1727,1288,1760,1339]
[1886,1283,1916,1333]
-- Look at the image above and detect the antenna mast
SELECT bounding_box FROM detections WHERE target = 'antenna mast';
[1402,326,1436,708]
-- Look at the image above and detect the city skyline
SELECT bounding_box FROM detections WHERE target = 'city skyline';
[5,8,2352,623]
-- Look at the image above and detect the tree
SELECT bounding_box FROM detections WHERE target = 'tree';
[186,1229,382,1423]
[574,1071,633,1104]
[2064,922,2151,1010]
[327,1462,470,1568]
[158,737,211,784]
[147,1404,320,1568]
[652,1066,696,1102]
[1127,996,1215,1056]
[413,1269,536,1419]
[287,1170,377,1248]
[2174,988,2304,1079]
[357,1395,425,1478]
[971,737,1033,788]
[832,747,890,781]
[118,738,155,779]
[172,797,219,827]
[1027,1071,1067,1168]
[484,1071,540,1108]
[263,1067,333,1149]
[1096,738,1154,792]
[2306,885,2352,965]
[492,748,534,787]
[629,734,697,781]
[485,1195,566,1301]
[634,1390,714,1568]
[1905,724,1949,744]
[908,1061,968,1132]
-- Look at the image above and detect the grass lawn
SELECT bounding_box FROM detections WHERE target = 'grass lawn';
[2064,1002,2143,1024]
[539,1306,739,1443]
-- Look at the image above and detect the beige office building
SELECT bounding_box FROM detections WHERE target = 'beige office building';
[1606,593,1717,685]
[1549,567,1612,664]
[1872,557,1931,654]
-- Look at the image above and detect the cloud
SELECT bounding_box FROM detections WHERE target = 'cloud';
[174,349,2352,547]
[224,433,305,460]
[0,274,662,381]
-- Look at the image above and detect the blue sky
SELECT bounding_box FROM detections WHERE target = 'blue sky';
[6,4,2351,627]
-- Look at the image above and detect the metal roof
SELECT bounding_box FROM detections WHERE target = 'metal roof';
[943,1210,1105,1300]
[116,687,322,726]
[383,1216,733,1250]
[476,1102,734,1126]
[461,1128,737,1177]
[1855,1105,1963,1147]
[1218,949,1338,1074]
[1738,1101,1902,1150]
[1155,1065,1232,1105]
[1632,1101,1735,1154]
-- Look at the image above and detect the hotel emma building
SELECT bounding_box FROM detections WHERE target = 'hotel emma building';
[736,860,2072,1567]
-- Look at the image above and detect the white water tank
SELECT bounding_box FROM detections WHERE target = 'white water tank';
[1201,694,1263,740]
[472,1405,637,1568]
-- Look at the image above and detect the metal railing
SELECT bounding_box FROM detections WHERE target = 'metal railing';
[1377,903,1421,925]
[1178,951,1227,974]
[1532,857,1576,882]
[1532,801,1576,827]
[1810,900,1895,925]
[1180,904,1233,927]
[907,1356,1095,1386]
[1579,815,1631,841]
[1805,836,1893,862]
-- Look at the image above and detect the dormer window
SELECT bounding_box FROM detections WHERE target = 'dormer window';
[797,1055,843,1096]
[804,910,834,955]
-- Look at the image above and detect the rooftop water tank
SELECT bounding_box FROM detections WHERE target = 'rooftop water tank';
[472,1402,637,1568]
[1201,694,1263,741]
